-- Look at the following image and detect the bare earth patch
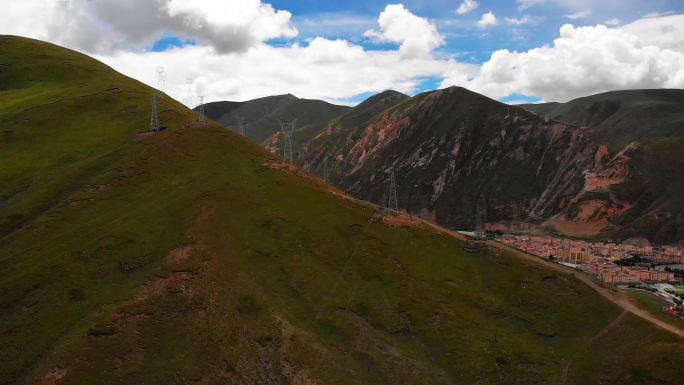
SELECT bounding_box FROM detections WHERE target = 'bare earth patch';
[135,271,193,302]
[86,184,109,193]
[551,217,610,236]
[41,367,67,385]
[165,244,194,264]
[382,213,420,227]
[264,160,300,174]
[133,132,156,142]
[275,316,324,385]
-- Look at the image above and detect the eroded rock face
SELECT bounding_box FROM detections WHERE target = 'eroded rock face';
[548,142,637,236]
[303,88,592,228]
[300,87,683,243]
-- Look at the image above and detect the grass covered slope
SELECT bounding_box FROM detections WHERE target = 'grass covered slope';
[1,36,684,385]
[521,89,684,149]
[201,94,349,144]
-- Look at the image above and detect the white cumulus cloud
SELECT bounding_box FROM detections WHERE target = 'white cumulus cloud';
[456,0,478,15]
[1,1,471,104]
[505,15,545,26]
[163,0,297,53]
[477,12,498,28]
[364,4,444,59]
[517,0,545,11]
[1,1,684,108]
[564,10,592,20]
[95,39,475,105]
[441,21,684,102]
[0,0,298,54]
[621,13,684,52]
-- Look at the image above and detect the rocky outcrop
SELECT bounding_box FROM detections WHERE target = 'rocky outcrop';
[303,87,592,228]
[300,86,683,244]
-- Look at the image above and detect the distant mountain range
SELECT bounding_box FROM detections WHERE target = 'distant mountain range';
[521,89,684,148]
[206,88,684,245]
[201,94,349,150]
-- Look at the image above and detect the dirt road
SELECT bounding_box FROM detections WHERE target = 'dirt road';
[559,310,628,385]
[400,211,683,338]
[486,241,684,339]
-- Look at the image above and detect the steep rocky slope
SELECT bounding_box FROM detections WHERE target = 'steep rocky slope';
[522,89,684,243]
[3,36,684,385]
[301,87,684,244]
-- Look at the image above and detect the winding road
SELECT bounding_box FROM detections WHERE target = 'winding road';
[488,241,684,339]
[416,217,684,339]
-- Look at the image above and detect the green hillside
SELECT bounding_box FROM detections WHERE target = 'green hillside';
[1,36,684,385]
[521,89,684,149]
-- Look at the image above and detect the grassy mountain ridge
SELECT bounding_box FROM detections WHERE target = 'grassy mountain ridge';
[1,36,684,385]
[201,94,349,144]
[521,89,684,148]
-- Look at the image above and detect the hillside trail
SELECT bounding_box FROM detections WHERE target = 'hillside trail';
[483,241,684,339]
[335,195,682,338]
[558,310,628,385]
[412,214,684,339]
[417,218,467,241]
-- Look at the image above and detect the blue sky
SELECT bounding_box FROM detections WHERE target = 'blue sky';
[194,0,683,104]
[266,0,682,65]
[149,0,683,65]
[5,0,682,105]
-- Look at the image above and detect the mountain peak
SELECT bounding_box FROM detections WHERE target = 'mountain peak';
[356,90,409,109]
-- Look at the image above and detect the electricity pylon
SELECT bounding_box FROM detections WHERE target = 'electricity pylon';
[322,157,329,181]
[237,116,246,135]
[387,168,399,213]
[185,77,194,107]
[161,75,167,94]
[198,96,207,123]
[150,94,159,132]
[474,201,485,239]
[279,119,297,164]
[155,66,164,91]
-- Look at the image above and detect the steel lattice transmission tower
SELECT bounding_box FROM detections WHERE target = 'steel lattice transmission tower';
[185,77,194,108]
[161,75,167,94]
[279,119,297,164]
[150,94,160,132]
[474,201,485,239]
[322,157,329,181]
[237,116,246,136]
[197,96,207,123]
[155,66,164,91]
[387,168,399,213]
